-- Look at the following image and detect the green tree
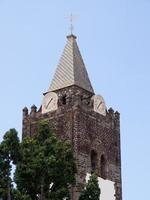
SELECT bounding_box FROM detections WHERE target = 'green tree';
[0,129,20,200]
[15,120,77,200]
[79,173,100,200]
[11,189,32,200]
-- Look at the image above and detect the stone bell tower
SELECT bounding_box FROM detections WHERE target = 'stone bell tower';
[22,34,122,200]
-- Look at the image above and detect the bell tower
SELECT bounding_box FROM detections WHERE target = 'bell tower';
[22,34,122,200]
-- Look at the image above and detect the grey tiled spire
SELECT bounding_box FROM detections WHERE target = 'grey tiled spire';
[49,34,94,93]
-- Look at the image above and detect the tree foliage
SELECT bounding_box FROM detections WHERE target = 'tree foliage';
[0,121,76,200]
[79,173,101,200]
[11,189,32,200]
[0,129,20,200]
[14,120,77,200]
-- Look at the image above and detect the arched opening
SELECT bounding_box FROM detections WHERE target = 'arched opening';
[62,95,66,105]
[91,150,98,173]
[100,155,107,179]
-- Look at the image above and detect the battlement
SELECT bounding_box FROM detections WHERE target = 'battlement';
[22,100,120,140]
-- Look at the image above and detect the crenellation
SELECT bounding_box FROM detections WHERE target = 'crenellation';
[30,104,37,117]
[22,106,28,118]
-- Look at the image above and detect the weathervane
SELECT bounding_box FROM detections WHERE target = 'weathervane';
[69,14,76,35]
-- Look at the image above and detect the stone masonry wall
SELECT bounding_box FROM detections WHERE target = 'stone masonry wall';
[22,85,122,200]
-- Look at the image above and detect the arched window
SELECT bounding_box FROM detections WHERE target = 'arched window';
[91,150,98,173]
[100,155,107,179]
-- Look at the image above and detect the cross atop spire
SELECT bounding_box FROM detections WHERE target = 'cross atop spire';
[48,35,94,93]
[68,14,77,35]
[69,14,74,34]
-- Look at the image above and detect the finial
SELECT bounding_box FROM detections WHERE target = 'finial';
[31,104,37,112]
[108,107,114,113]
[23,106,28,117]
[69,14,76,35]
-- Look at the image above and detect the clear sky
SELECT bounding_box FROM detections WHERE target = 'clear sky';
[0,0,150,199]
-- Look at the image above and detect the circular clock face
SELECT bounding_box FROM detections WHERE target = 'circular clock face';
[42,92,58,114]
[92,95,107,116]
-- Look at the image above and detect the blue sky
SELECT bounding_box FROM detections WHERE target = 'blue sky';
[0,0,150,199]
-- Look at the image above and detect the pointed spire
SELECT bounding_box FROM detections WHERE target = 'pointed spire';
[49,34,94,93]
